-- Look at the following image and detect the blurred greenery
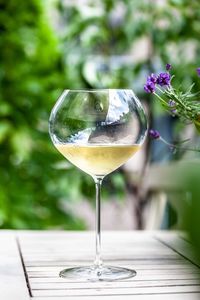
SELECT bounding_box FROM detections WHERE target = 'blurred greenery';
[1,0,200,232]
[0,0,83,229]
[159,161,200,263]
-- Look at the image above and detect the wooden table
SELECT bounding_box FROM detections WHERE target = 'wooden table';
[0,231,200,300]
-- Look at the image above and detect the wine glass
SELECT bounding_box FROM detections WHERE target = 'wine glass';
[49,89,147,281]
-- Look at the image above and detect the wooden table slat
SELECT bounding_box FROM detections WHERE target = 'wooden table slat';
[32,285,200,297]
[32,294,200,300]
[31,279,200,290]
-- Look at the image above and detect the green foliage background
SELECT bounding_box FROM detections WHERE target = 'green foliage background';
[0,0,200,229]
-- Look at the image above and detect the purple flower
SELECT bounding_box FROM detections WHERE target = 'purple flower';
[144,82,156,93]
[144,73,157,93]
[166,63,172,71]
[156,72,171,87]
[149,129,160,139]
[168,100,176,107]
[148,73,157,83]
[168,100,177,115]
[197,67,200,77]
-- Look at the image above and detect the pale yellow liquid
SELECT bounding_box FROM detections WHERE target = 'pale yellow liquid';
[55,144,140,176]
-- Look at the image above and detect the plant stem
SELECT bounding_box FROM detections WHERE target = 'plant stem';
[153,92,167,106]
[160,137,200,153]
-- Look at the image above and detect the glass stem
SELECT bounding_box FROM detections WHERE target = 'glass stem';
[93,176,103,268]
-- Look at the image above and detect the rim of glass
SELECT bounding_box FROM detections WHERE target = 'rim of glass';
[64,89,133,92]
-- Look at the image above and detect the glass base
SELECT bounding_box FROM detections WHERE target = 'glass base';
[59,265,136,281]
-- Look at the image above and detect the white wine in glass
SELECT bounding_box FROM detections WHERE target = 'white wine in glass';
[55,144,140,177]
[49,89,147,281]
